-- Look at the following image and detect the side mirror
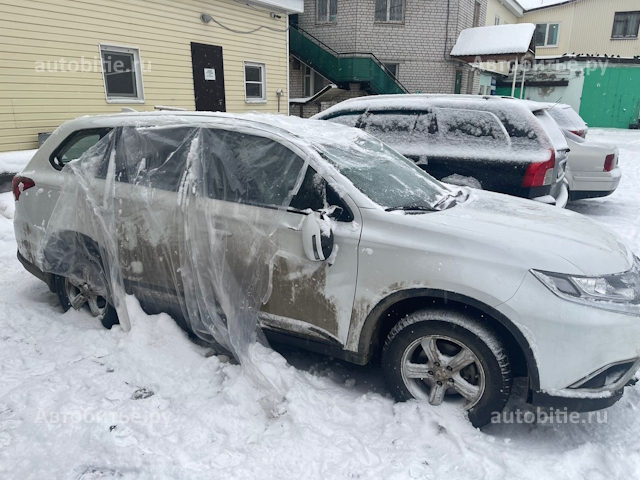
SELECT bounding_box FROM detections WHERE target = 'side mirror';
[302,212,334,262]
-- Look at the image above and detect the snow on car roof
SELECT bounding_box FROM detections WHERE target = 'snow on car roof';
[313,94,545,118]
[58,111,370,153]
[450,24,536,57]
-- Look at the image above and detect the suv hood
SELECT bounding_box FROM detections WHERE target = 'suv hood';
[426,189,632,276]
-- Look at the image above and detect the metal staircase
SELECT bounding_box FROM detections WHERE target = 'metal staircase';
[289,24,408,95]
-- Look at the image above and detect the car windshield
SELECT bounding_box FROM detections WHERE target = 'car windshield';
[314,135,451,210]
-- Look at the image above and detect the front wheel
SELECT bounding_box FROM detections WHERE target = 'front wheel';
[54,265,119,329]
[382,309,512,427]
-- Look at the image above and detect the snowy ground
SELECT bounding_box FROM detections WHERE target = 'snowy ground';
[0,149,36,175]
[1,130,640,479]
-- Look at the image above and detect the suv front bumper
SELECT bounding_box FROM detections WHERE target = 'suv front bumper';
[498,272,640,411]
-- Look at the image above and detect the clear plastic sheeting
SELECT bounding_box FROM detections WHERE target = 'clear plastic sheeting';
[37,120,309,393]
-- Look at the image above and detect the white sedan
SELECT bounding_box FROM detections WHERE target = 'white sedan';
[565,131,621,201]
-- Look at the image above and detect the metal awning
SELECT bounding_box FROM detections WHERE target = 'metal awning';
[289,84,345,105]
[450,24,536,63]
[450,24,537,99]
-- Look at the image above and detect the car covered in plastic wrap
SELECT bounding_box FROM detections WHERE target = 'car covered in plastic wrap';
[12,111,640,427]
[312,94,570,207]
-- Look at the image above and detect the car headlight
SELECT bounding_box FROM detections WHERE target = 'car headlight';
[531,258,640,316]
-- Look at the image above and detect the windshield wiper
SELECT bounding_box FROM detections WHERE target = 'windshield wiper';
[432,188,470,211]
[384,205,436,213]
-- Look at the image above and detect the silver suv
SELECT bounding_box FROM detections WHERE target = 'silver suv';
[13,112,640,427]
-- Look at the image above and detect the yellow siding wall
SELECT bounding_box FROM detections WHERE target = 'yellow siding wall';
[0,0,290,152]
[486,0,519,26]
[521,0,640,58]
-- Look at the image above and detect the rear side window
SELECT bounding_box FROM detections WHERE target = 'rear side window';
[358,109,510,156]
[434,108,510,148]
[104,127,306,208]
[50,128,112,170]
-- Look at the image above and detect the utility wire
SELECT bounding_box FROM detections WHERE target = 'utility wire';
[203,12,289,34]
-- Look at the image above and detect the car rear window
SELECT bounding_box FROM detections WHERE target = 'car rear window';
[547,106,587,131]
[534,110,569,152]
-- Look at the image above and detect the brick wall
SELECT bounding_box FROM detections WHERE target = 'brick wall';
[290,0,487,109]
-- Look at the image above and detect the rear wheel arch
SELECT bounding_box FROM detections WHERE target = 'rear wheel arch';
[357,288,540,391]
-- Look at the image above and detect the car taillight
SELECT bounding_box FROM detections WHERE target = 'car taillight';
[604,154,616,172]
[12,175,35,201]
[523,150,556,188]
[570,129,586,138]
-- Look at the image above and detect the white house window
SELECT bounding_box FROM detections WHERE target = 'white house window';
[494,15,500,25]
[612,11,640,39]
[535,23,560,47]
[244,62,267,103]
[317,0,337,23]
[303,65,325,96]
[382,62,399,78]
[100,45,144,103]
[375,0,403,22]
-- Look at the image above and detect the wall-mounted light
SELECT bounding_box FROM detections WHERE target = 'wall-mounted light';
[200,13,213,23]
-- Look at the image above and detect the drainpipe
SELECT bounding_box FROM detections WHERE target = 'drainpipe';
[286,13,290,115]
[276,88,284,113]
[511,56,519,97]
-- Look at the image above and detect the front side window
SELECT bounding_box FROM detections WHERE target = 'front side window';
[325,112,363,128]
[289,167,353,221]
[205,130,304,207]
[535,23,560,47]
[317,0,338,22]
[375,0,404,22]
[100,45,144,103]
[612,11,640,38]
[244,62,267,103]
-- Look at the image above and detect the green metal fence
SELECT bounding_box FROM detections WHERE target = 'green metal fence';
[580,67,640,129]
[289,27,408,95]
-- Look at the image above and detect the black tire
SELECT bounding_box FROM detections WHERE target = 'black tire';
[54,274,119,329]
[382,309,512,428]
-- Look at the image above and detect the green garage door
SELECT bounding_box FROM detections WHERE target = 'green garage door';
[580,67,640,129]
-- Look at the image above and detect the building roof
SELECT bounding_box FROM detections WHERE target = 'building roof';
[498,0,525,17]
[519,0,578,12]
[450,23,536,58]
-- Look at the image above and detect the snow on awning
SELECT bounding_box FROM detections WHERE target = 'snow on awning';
[289,84,345,105]
[450,24,536,62]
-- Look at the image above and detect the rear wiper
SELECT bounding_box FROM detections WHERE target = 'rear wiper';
[384,205,436,213]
